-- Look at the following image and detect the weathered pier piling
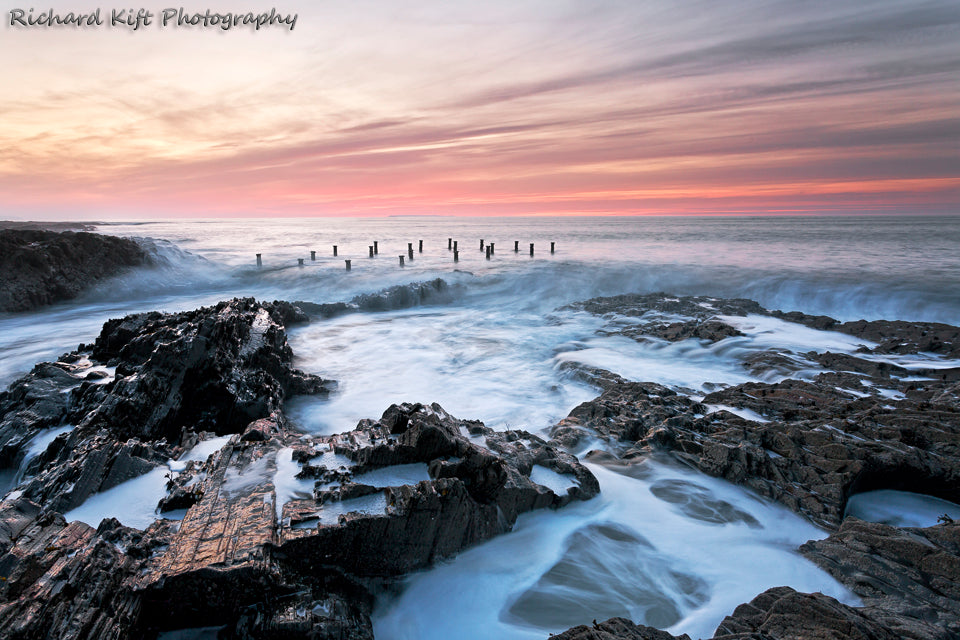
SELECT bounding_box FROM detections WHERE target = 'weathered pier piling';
[369,246,374,258]
[298,258,304,266]
[333,245,338,256]
[454,250,459,262]
[408,243,414,259]
[480,239,485,251]
[514,241,519,252]
[485,246,491,260]
[530,243,535,256]
[551,242,555,254]
[256,253,262,267]
[399,255,405,267]
[448,238,452,249]
[489,242,495,255]
[419,239,423,253]
[345,259,351,270]
[310,250,316,261]
[374,241,379,255]
[453,240,458,252]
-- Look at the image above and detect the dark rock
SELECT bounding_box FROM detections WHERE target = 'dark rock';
[550,617,691,640]
[293,278,459,319]
[0,229,148,312]
[800,519,960,640]
[567,293,765,319]
[713,586,899,639]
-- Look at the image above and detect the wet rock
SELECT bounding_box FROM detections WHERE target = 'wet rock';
[84,298,330,441]
[293,278,459,319]
[551,617,692,640]
[0,229,148,312]
[549,293,960,640]
[567,293,765,319]
[556,376,960,529]
[0,512,173,639]
[279,403,599,576]
[712,586,899,639]
[800,519,960,640]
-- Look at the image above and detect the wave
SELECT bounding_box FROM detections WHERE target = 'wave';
[293,278,462,318]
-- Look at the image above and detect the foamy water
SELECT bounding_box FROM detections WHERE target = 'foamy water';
[2,215,959,638]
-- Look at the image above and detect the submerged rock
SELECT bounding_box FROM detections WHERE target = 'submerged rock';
[0,229,149,312]
[293,278,460,319]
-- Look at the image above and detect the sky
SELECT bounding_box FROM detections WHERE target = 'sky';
[1,0,958,218]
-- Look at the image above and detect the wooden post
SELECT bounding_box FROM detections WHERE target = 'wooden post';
[374,241,379,255]
[369,246,374,257]
[550,242,555,254]
[454,250,459,262]
[489,242,495,255]
[345,259,351,270]
[298,258,304,266]
[514,241,519,252]
[407,243,414,259]
[453,240,458,251]
[399,255,405,267]
[480,239,484,251]
[333,245,338,256]
[310,250,316,261]
[530,243,535,256]
[419,239,423,253]
[485,246,491,260]
[448,238,452,249]
[256,253,262,267]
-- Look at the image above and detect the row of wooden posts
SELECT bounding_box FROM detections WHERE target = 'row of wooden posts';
[255,239,556,270]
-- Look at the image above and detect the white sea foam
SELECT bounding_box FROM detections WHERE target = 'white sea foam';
[273,447,317,519]
[352,463,431,488]
[65,436,237,529]
[372,462,857,640]
[529,465,579,495]
[65,466,171,530]
[318,491,389,525]
[704,404,770,423]
[845,490,960,528]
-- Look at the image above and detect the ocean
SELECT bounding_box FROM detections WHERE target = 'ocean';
[2,214,959,639]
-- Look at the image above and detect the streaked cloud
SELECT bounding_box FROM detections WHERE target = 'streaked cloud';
[0,0,957,217]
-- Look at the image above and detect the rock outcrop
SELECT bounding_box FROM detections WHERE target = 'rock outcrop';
[0,229,149,312]
[550,292,960,640]
[0,298,598,638]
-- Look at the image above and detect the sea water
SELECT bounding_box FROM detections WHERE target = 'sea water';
[2,214,958,638]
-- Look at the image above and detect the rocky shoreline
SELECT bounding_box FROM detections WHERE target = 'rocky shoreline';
[0,229,148,312]
[0,298,597,638]
[0,292,958,639]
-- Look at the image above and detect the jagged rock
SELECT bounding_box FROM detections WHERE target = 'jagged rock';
[0,299,333,514]
[712,586,899,639]
[280,403,599,576]
[800,519,960,639]
[548,293,960,640]
[0,511,173,639]
[558,377,960,529]
[85,298,329,441]
[0,229,148,312]
[551,617,691,640]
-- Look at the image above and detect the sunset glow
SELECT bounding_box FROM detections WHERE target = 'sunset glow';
[1,0,958,218]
